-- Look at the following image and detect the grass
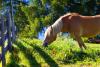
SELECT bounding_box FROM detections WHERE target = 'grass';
[0,37,100,67]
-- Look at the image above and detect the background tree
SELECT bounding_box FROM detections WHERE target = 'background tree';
[12,0,100,38]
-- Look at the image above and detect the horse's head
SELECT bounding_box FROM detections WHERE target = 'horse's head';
[43,26,57,47]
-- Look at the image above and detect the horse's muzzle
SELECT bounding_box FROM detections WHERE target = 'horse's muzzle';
[43,42,48,47]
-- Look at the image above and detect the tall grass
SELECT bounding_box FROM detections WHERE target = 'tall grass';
[0,37,100,67]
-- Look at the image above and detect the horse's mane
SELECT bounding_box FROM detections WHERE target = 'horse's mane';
[52,17,63,35]
[51,13,79,35]
[45,13,80,36]
[44,17,63,38]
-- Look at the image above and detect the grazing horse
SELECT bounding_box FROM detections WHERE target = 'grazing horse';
[43,13,100,50]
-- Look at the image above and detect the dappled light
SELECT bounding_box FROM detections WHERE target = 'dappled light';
[15,40,41,67]
[33,45,58,67]
[1,38,100,67]
[1,0,100,67]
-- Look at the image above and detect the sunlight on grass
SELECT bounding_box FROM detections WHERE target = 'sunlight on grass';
[33,51,46,64]
[18,51,30,67]
[0,62,1,67]
[0,37,100,67]
[6,52,11,64]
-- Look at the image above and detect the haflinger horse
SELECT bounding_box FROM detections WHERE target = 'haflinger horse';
[43,13,100,50]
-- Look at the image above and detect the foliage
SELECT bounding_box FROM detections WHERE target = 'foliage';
[13,0,100,38]
[14,5,29,37]
[0,0,2,9]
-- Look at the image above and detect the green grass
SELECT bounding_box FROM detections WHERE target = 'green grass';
[0,37,100,67]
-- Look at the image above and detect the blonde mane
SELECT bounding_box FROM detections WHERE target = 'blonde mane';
[44,13,74,37]
[44,27,50,38]
[44,17,63,40]
[51,13,75,35]
[52,17,63,35]
[45,13,78,36]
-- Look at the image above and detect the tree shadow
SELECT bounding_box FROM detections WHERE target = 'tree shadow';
[21,39,59,67]
[15,41,41,67]
[63,50,99,64]
[32,45,59,67]
[6,46,20,67]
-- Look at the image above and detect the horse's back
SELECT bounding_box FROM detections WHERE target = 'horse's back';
[80,15,100,37]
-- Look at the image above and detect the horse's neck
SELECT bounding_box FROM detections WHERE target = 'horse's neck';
[52,18,63,35]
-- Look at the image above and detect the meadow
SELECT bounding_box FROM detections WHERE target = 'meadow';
[0,37,100,67]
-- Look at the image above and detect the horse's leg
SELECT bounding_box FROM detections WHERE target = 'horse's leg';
[74,34,87,50]
[69,21,87,50]
[81,41,87,49]
[74,35,83,50]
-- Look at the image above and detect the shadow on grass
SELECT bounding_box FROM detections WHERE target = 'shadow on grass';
[15,41,41,67]
[32,45,59,67]
[63,50,100,64]
[6,46,20,67]
[21,39,59,67]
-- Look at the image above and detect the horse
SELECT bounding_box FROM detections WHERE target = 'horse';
[43,13,100,50]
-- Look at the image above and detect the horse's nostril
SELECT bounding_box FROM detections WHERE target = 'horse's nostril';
[43,42,48,47]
